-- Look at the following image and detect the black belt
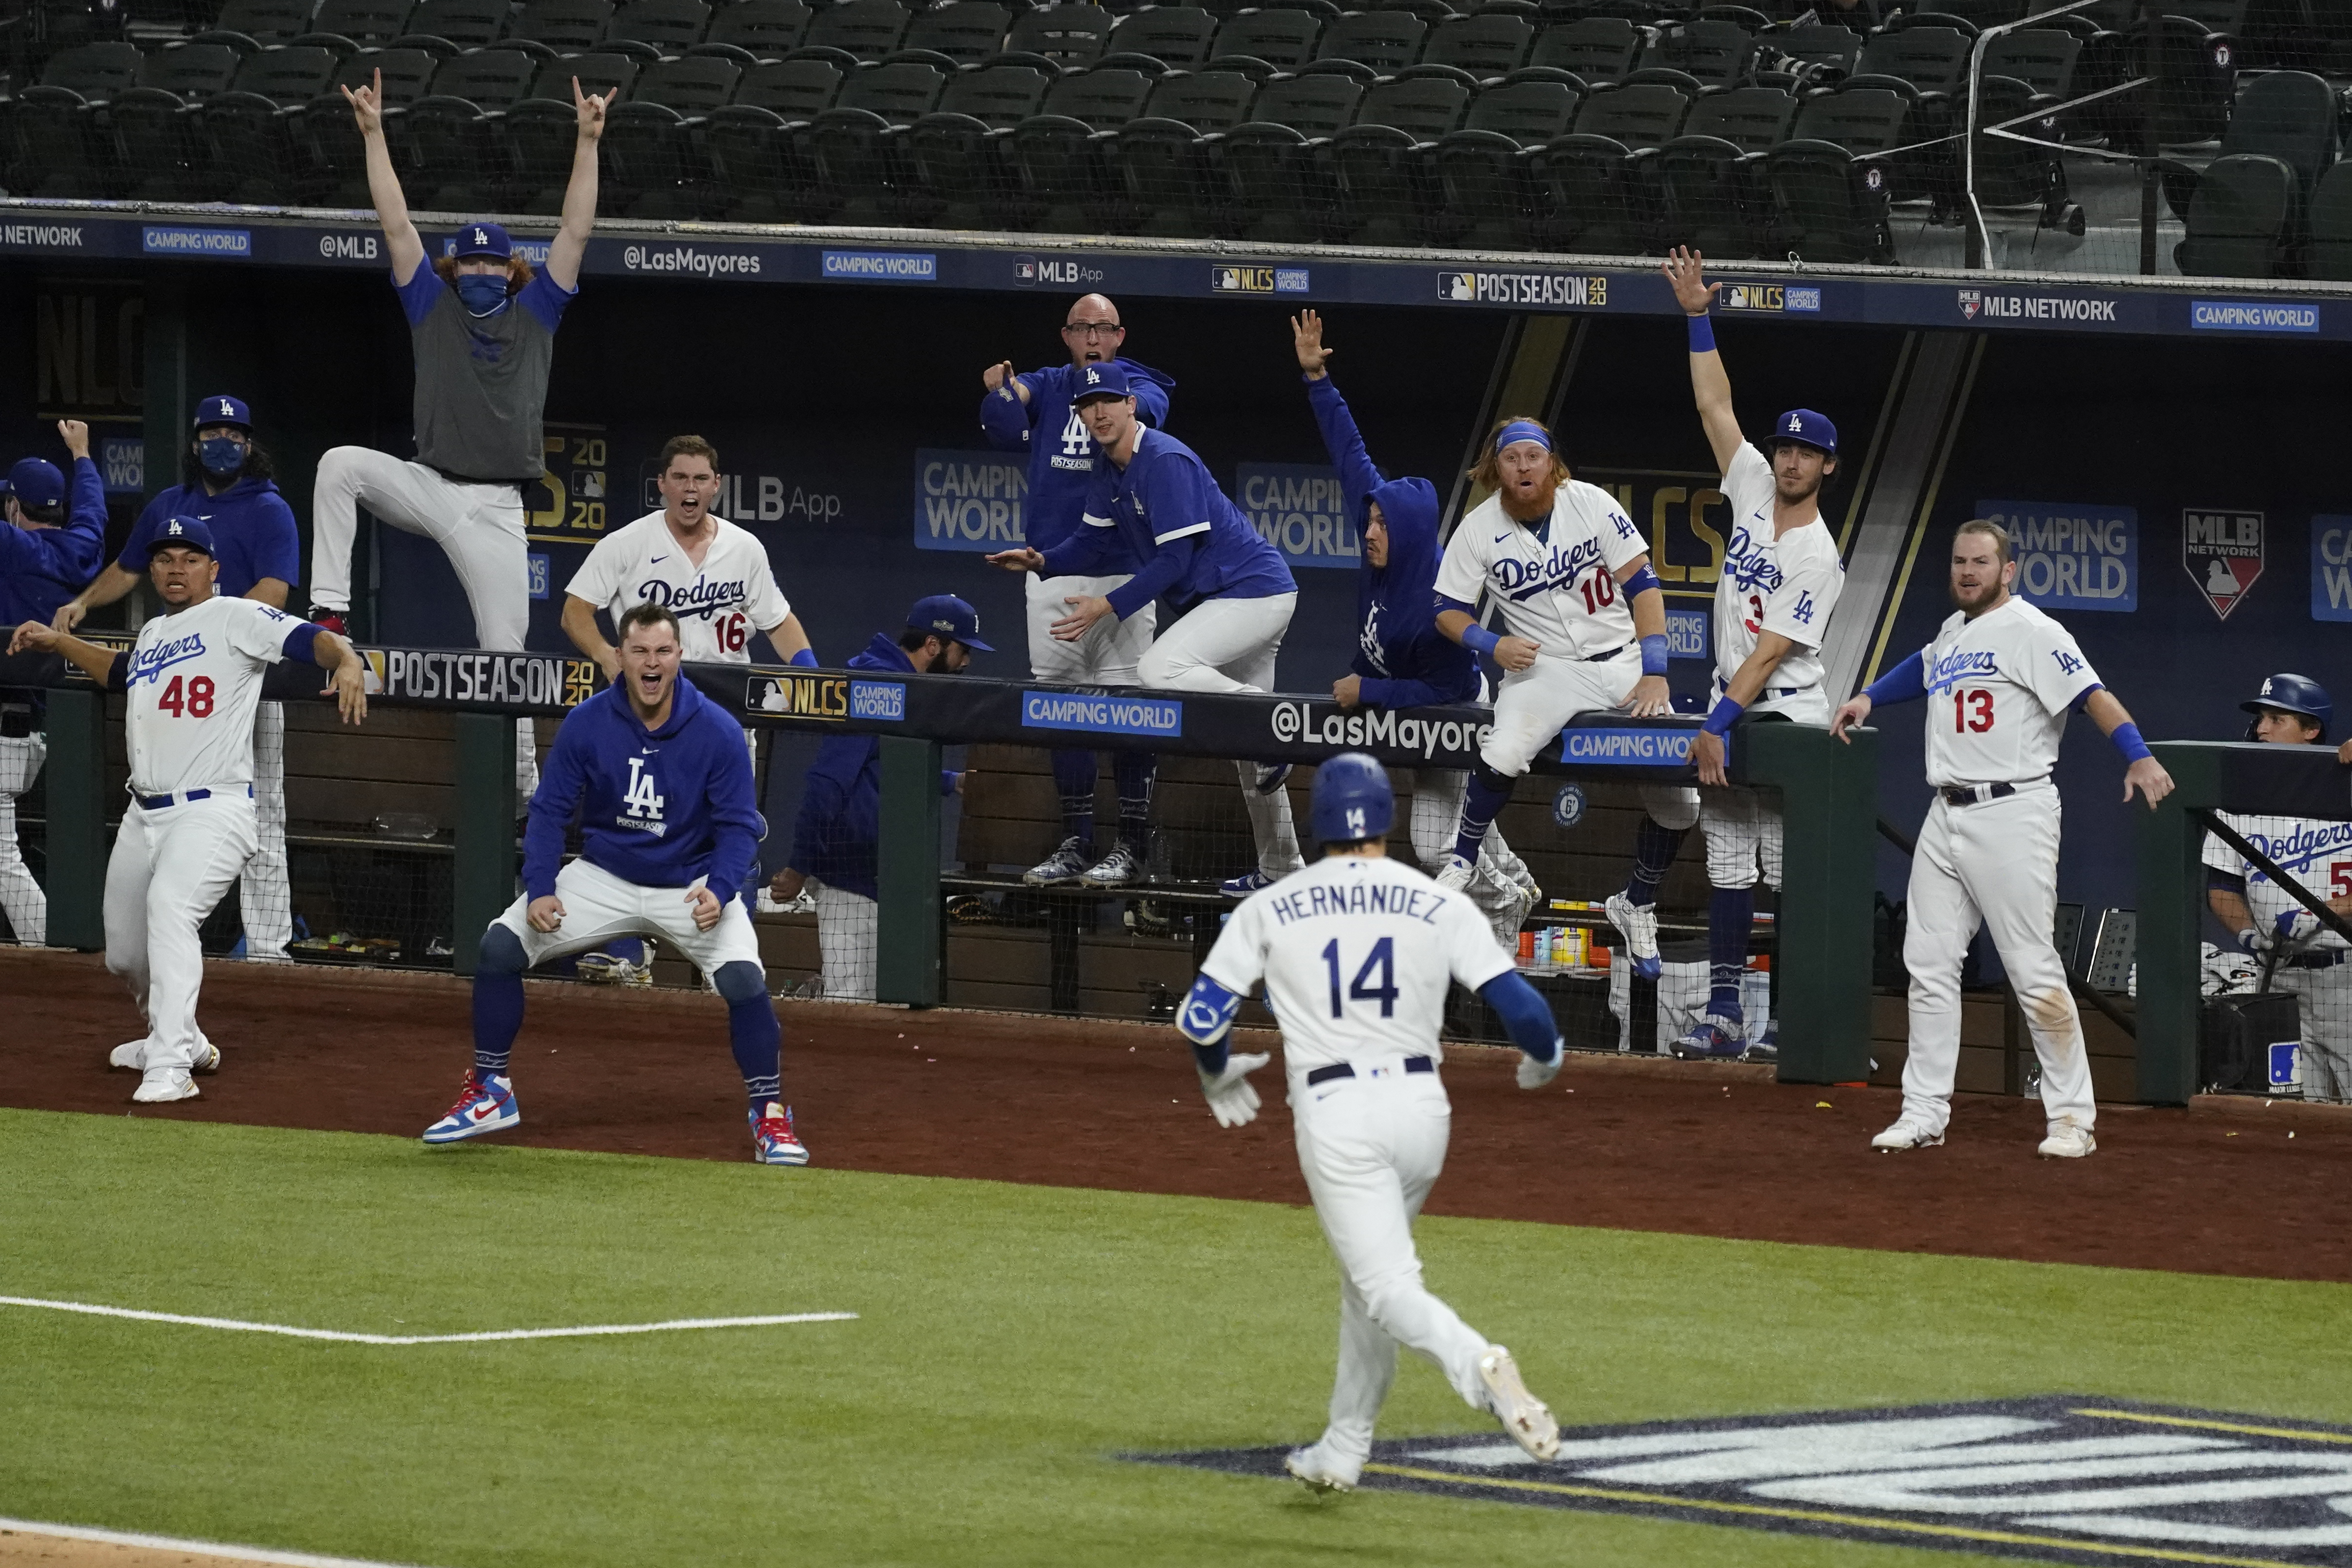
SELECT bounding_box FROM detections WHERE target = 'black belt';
[136,783,252,810]
[1306,1055,1433,1086]
[1583,644,1629,663]
[1939,781,2035,807]
[2286,950,2349,970]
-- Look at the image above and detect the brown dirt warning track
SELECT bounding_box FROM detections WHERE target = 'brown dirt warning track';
[5,948,2348,1283]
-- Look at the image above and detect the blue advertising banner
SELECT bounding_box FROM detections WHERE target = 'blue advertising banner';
[913,449,1029,553]
[1234,462,1360,570]
[97,435,142,495]
[1665,606,1710,662]
[2312,515,2352,623]
[1979,500,2138,612]
[1021,690,1184,736]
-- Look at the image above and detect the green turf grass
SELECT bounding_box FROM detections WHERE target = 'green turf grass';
[2,1106,2348,1568]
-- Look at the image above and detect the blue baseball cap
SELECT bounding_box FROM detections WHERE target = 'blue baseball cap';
[146,514,217,558]
[193,393,251,430]
[1770,408,1837,455]
[1070,360,1134,403]
[907,594,993,653]
[451,220,512,260]
[2,457,65,511]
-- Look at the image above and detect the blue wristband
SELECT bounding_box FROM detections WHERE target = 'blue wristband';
[1460,621,1501,659]
[1702,695,1744,737]
[1623,564,1662,599]
[1688,314,1716,352]
[1639,634,1669,677]
[790,647,819,668]
[2111,720,2152,765]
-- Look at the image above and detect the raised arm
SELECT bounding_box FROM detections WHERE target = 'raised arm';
[342,70,425,285]
[7,620,120,685]
[545,77,611,292]
[1662,247,1744,477]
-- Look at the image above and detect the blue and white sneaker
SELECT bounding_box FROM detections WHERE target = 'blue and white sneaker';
[1669,1015,1747,1060]
[1603,892,1663,981]
[1747,1021,1779,1063]
[1252,762,1292,793]
[422,1070,519,1144]
[1221,869,1278,898]
[751,1102,809,1166]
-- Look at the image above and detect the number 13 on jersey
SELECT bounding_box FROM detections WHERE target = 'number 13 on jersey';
[1953,688,1994,733]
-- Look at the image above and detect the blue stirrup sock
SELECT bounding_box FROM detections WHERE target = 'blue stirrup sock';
[1707,885,1752,1023]
[1451,772,1513,865]
[1050,748,1098,842]
[1626,817,1686,907]
[730,995,783,1112]
[1114,749,1157,843]
[472,971,524,1075]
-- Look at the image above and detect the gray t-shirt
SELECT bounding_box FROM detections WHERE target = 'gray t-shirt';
[395,265,576,483]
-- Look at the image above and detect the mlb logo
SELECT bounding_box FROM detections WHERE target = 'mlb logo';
[2269,1039,2302,1092]
[1957,289,1982,319]
[1439,272,1476,301]
[1013,255,1037,285]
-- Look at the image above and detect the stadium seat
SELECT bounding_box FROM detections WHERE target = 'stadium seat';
[705,0,812,58]
[1004,5,1116,68]
[999,66,1154,230]
[1312,10,1428,73]
[2166,0,2248,34]
[2164,70,2336,273]
[608,0,714,56]
[598,53,739,213]
[1,42,145,197]
[798,0,911,62]
[512,0,618,53]
[891,62,1049,225]
[2308,159,2352,279]
[1206,70,1360,239]
[497,52,640,210]
[1422,11,1534,77]
[704,55,843,218]
[1762,84,1906,263]
[404,47,543,209]
[101,41,246,202]
[1638,17,1754,84]
[1529,16,1640,81]
[2176,154,2297,273]
[1769,23,1860,75]
[898,2,1014,66]
[797,58,947,222]
[1102,67,1257,235]
[2079,15,2234,151]
[1979,27,2079,97]
[313,0,419,46]
[200,44,344,202]
[1526,78,1687,253]
[1205,8,1322,76]
[1426,71,1579,246]
[1110,5,1219,68]
[1655,82,1792,256]
[1324,74,1468,242]
[210,0,316,42]
[1967,72,2077,231]
[1370,0,1460,24]
[403,0,514,48]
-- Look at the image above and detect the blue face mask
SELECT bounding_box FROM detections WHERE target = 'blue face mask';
[454,274,510,317]
[197,436,245,478]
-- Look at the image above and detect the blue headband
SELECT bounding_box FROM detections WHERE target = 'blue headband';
[1496,420,1551,455]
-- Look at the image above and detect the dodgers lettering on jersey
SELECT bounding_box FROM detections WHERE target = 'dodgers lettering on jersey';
[1432,481,1647,659]
[123,595,307,797]
[1198,853,1514,1072]
[1915,596,2101,787]
[1712,444,1844,717]
[2203,809,2352,952]
[565,512,792,664]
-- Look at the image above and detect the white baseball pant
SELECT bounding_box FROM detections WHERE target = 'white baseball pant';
[1701,787,1782,890]
[239,701,292,959]
[105,792,258,1072]
[493,857,763,973]
[1137,593,1302,879]
[811,878,877,1002]
[2275,962,2352,1101]
[0,733,46,945]
[1899,782,2095,1136]
[1479,643,1643,777]
[1293,1058,1495,1469]
[1027,572,1155,683]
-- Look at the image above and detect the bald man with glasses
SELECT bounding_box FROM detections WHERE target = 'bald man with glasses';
[979,296,1179,891]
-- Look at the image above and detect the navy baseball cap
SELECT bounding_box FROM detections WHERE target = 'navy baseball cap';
[451,221,513,260]
[1070,360,1134,403]
[907,594,993,653]
[193,393,251,430]
[2,457,64,511]
[1769,408,1837,455]
[146,515,217,558]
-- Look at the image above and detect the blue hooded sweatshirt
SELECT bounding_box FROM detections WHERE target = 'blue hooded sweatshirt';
[978,356,1176,560]
[523,672,763,901]
[120,476,300,600]
[1305,375,1479,708]
[788,633,960,901]
[0,454,107,628]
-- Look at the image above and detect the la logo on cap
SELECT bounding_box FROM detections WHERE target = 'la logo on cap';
[168,520,184,535]
[218,399,233,416]
[1085,368,1100,383]
[1786,414,1803,431]
[475,228,489,244]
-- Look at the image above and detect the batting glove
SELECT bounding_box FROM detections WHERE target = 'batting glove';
[2238,926,2272,956]
[1517,1039,1565,1090]
[2276,909,2320,948]
[1199,1052,1270,1128]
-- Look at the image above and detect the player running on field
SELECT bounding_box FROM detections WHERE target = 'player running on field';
[423,603,804,1164]
[2204,674,2352,1100]
[9,518,369,1103]
[986,361,1305,895]
[1291,309,1537,948]
[980,294,1175,891]
[1833,520,2171,1158]
[1178,753,1564,1491]
[1660,247,1849,1063]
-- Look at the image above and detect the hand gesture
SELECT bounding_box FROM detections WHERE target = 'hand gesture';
[686,884,721,932]
[1692,728,1729,787]
[528,895,565,933]
[50,600,88,636]
[341,68,384,136]
[1662,245,1719,318]
[1625,674,1671,718]
[985,547,1046,574]
[57,419,89,460]
[1292,309,1332,379]
[1331,673,1362,709]
[1830,694,1873,741]
[768,867,806,904]
[2122,756,2173,810]
[573,76,612,140]
[1199,1051,1271,1128]
[9,620,61,657]
[329,650,369,725]
[1493,634,1540,672]
[983,360,1028,403]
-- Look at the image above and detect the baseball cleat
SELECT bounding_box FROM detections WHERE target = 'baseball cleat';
[1603,893,1663,981]
[1023,836,1091,887]
[1871,1117,1945,1152]
[1432,853,1477,894]
[132,1067,199,1103]
[576,951,652,988]
[750,1102,809,1166]
[110,1039,220,1074]
[1220,869,1277,898]
[1745,1022,1779,1063]
[1078,842,1144,889]
[1478,1347,1560,1462]
[1669,1016,1745,1060]
[422,1070,519,1145]
[1252,762,1293,794]
[1283,1441,1361,1494]
[2037,1123,2095,1159]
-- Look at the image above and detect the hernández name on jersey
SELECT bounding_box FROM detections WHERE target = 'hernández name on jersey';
[1261,877,1453,928]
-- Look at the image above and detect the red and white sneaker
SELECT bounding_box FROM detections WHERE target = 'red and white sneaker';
[422,1070,519,1144]
[750,1102,809,1166]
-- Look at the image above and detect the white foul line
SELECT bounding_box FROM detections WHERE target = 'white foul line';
[0,1295,856,1345]
[0,1515,434,1568]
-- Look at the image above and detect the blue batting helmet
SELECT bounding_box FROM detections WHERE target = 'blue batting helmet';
[1310,752,1394,846]
[2241,673,2332,741]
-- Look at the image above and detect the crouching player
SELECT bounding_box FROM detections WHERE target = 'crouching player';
[423,603,805,1165]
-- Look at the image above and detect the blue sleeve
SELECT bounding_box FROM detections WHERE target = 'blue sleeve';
[522,723,587,900]
[1106,533,1197,622]
[516,269,574,333]
[1133,369,1171,431]
[1039,464,1122,578]
[978,381,1035,452]
[1480,970,1560,1062]
[1359,675,1452,710]
[1177,971,1243,1074]
[120,491,172,573]
[1305,375,1382,516]
[395,265,445,328]
[250,495,302,585]
[1863,649,1929,707]
[278,621,326,663]
[67,457,106,535]
[701,721,763,897]
[1434,593,1477,617]
[788,734,865,874]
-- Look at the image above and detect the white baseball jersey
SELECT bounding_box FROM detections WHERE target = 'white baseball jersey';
[2202,806,2352,953]
[1915,596,2100,787]
[1200,851,1512,1072]
[1433,481,1647,658]
[566,511,791,664]
[121,594,309,797]
[1713,444,1844,715]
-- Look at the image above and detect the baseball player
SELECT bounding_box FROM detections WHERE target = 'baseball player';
[1291,310,1536,946]
[9,518,368,1103]
[2204,674,2352,1100]
[986,361,1304,896]
[1177,753,1564,1491]
[768,596,981,1002]
[1832,519,2172,1158]
[307,70,610,809]
[422,602,804,1164]
[1,422,108,947]
[980,295,1175,890]
[55,395,304,963]
[1660,247,1849,1062]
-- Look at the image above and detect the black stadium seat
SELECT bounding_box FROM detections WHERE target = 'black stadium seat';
[899,2,1014,65]
[1103,67,1257,235]
[404,0,514,48]
[1326,74,1468,242]
[102,41,246,201]
[1427,70,1580,246]
[1638,17,1752,84]
[797,58,947,222]
[1110,5,1219,68]
[497,51,640,210]
[1529,15,1640,81]
[2308,159,2352,280]
[1422,11,1534,77]
[1001,66,1154,229]
[1763,84,1907,263]
[894,62,1050,225]
[404,47,544,209]
[704,55,844,218]
[200,44,343,201]
[512,0,617,52]
[1206,8,1322,75]
[1207,70,1361,239]
[0,42,145,197]
[2167,69,2338,275]
[705,0,812,58]
[1980,28,2078,98]
[211,0,315,42]
[313,0,419,46]
[1655,83,1792,256]
[1312,10,1428,73]
[800,0,912,62]
[598,52,739,213]
[1527,78,1687,252]
[1005,4,1116,68]
[607,0,713,56]
[1771,22,1859,74]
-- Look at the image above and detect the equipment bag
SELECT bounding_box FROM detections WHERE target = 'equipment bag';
[2198,990,2299,1093]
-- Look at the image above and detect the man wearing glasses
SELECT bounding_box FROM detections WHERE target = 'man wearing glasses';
[979,296,1177,891]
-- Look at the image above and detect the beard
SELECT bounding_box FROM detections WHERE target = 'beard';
[1774,471,1823,506]
[1951,577,2004,612]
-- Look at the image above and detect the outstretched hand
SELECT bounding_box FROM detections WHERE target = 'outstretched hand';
[573,76,612,139]
[1292,309,1332,379]
[1830,694,1873,741]
[9,619,60,657]
[1662,245,1719,318]
[985,547,1045,574]
[341,68,384,135]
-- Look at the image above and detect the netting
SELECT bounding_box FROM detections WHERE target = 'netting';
[2196,803,2352,1102]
